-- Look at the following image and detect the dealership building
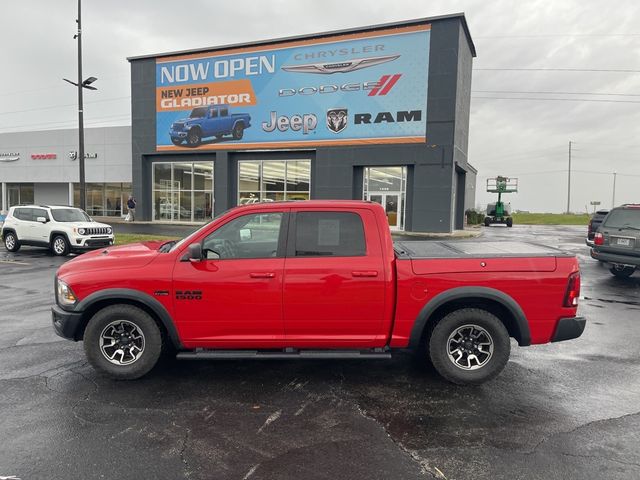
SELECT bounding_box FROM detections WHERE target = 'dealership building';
[127,13,477,232]
[0,127,132,216]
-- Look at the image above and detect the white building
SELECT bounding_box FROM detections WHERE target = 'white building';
[0,126,132,216]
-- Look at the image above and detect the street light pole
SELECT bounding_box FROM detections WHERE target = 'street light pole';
[566,140,572,214]
[612,171,617,208]
[76,0,86,211]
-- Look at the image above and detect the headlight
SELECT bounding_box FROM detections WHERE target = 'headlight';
[78,228,86,235]
[106,227,113,234]
[57,278,77,306]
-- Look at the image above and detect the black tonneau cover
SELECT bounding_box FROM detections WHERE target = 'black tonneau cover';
[394,241,573,259]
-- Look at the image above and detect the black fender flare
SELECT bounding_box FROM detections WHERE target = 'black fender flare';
[74,288,183,349]
[49,230,72,246]
[2,228,17,240]
[408,286,531,348]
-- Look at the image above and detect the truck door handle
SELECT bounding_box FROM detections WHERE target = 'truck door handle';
[351,271,378,277]
[250,272,275,278]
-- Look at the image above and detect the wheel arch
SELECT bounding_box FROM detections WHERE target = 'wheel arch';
[2,228,17,239]
[408,287,531,349]
[49,230,72,245]
[74,289,183,349]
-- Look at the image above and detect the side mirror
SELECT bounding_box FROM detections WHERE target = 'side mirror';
[36,216,48,223]
[188,243,203,262]
[239,228,252,241]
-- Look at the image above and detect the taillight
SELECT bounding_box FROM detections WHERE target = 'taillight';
[564,272,581,307]
[594,232,604,245]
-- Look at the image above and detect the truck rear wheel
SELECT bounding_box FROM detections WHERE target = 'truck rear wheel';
[84,305,162,380]
[232,122,244,140]
[428,308,510,385]
[506,217,513,228]
[484,217,491,227]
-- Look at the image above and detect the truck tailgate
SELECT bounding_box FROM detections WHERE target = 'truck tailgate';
[395,241,562,274]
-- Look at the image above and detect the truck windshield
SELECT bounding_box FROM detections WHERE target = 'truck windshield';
[603,209,640,229]
[51,209,91,222]
[189,107,208,118]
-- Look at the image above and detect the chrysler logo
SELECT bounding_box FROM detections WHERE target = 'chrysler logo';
[327,108,348,133]
[281,54,400,74]
[0,152,20,162]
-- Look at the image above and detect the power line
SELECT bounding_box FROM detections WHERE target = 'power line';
[0,96,131,116]
[0,114,130,132]
[473,90,640,97]
[475,68,640,73]
[475,33,640,38]
[472,96,640,104]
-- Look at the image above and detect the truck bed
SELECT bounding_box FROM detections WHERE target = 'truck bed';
[394,241,573,259]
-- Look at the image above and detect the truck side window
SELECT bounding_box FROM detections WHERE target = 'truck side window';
[202,212,283,259]
[294,212,366,257]
[209,108,218,118]
[219,107,228,117]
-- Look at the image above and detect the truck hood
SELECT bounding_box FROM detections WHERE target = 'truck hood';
[57,241,165,276]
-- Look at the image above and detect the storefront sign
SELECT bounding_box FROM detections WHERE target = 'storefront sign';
[31,153,57,160]
[155,24,430,151]
[68,151,98,160]
[0,152,20,162]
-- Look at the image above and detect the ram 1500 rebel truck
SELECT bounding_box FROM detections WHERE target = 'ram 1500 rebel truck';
[169,104,251,147]
[51,201,585,385]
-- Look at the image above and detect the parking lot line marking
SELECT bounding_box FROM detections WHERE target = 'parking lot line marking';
[0,260,31,266]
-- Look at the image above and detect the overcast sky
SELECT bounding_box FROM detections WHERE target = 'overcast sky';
[1,0,639,213]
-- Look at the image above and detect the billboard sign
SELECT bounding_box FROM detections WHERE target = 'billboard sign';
[155,24,430,151]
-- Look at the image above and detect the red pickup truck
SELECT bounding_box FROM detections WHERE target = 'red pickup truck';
[52,201,585,385]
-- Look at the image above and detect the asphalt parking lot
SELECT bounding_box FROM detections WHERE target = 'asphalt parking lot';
[1,225,639,479]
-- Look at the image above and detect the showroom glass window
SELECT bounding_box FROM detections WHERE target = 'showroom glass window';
[73,183,132,217]
[152,162,214,222]
[238,160,310,204]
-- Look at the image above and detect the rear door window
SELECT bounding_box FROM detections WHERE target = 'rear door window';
[32,208,49,221]
[293,211,366,257]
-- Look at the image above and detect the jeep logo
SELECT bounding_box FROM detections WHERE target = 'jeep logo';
[175,290,203,300]
[354,110,422,124]
[262,111,317,134]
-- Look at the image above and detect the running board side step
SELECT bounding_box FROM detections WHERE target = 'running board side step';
[176,348,392,360]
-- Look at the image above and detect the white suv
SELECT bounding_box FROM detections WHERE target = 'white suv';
[1,205,114,256]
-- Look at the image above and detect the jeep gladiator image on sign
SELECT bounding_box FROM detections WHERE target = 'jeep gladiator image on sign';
[155,24,430,150]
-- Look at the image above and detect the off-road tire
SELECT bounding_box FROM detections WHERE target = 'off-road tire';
[610,265,636,278]
[484,217,491,227]
[4,231,21,252]
[171,138,183,146]
[506,217,513,228]
[84,304,162,380]
[232,122,244,140]
[51,235,70,256]
[428,308,511,385]
[186,128,202,147]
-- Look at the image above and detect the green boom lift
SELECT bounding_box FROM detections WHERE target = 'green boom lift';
[484,176,518,227]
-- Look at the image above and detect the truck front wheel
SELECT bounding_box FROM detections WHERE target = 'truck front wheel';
[610,265,636,278]
[186,129,202,147]
[428,308,511,385]
[84,305,162,380]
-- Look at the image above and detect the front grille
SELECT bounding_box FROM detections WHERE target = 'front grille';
[85,227,111,236]
[86,239,112,247]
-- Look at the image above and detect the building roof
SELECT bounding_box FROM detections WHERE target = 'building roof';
[127,13,475,62]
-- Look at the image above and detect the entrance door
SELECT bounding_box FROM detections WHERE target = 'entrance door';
[367,193,402,230]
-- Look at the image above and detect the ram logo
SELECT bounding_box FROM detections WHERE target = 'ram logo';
[175,290,203,300]
[326,108,348,133]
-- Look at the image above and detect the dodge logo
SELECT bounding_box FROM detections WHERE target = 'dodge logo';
[327,108,348,134]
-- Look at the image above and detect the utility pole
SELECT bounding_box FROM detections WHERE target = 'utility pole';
[566,141,572,214]
[76,0,86,211]
[612,171,617,208]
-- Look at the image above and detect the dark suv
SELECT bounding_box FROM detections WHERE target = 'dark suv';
[591,204,640,278]
[586,209,609,247]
